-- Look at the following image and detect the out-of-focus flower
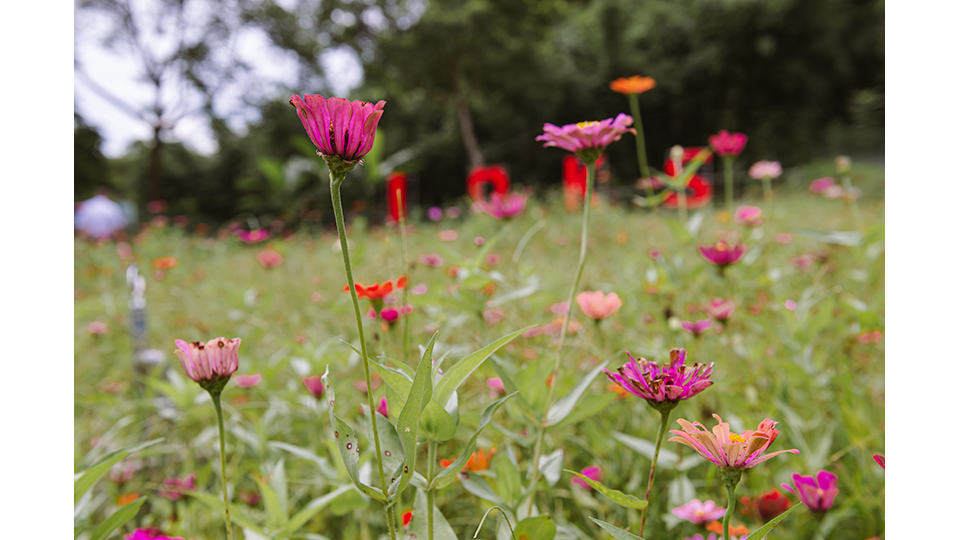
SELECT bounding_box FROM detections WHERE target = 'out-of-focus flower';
[427,207,443,221]
[483,307,506,326]
[670,415,799,470]
[302,375,325,398]
[734,206,763,227]
[233,373,262,389]
[739,488,792,522]
[473,191,529,220]
[697,241,747,272]
[173,338,241,388]
[608,383,631,399]
[835,155,852,173]
[873,454,885,469]
[474,236,485,246]
[672,498,726,524]
[790,253,814,273]
[604,348,712,413]
[125,528,185,540]
[109,460,140,484]
[376,396,389,418]
[75,194,128,239]
[256,248,284,269]
[438,230,459,242]
[446,207,461,219]
[380,304,413,324]
[402,509,413,528]
[146,200,168,214]
[151,256,179,270]
[537,114,636,162]
[344,276,408,302]
[774,232,793,245]
[411,283,428,295]
[236,229,270,243]
[158,473,197,501]
[463,447,496,472]
[116,242,134,260]
[576,290,623,321]
[706,521,750,537]
[238,490,261,506]
[680,319,714,337]
[809,177,836,193]
[709,130,748,157]
[704,298,736,321]
[485,253,502,266]
[748,161,782,180]
[354,372,382,393]
[289,94,385,163]
[648,248,663,261]
[419,253,444,268]
[487,377,505,398]
[609,75,656,95]
[571,465,603,490]
[782,470,839,512]
[546,301,570,315]
[116,492,140,506]
[858,330,883,344]
[784,300,797,311]
[86,321,110,335]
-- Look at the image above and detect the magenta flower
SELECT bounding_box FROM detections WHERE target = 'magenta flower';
[302,375,325,399]
[236,229,270,243]
[748,161,782,180]
[604,348,713,412]
[173,338,241,388]
[873,454,885,469]
[472,191,529,220]
[680,319,714,337]
[125,529,185,540]
[733,206,763,227]
[709,130,748,158]
[808,177,836,193]
[571,465,603,490]
[576,290,623,321]
[289,94,385,163]
[419,253,444,268]
[381,304,413,323]
[536,114,636,161]
[233,373,262,389]
[158,473,197,501]
[376,396,389,418]
[697,241,748,274]
[487,377,506,398]
[670,414,799,470]
[781,470,839,512]
[704,298,736,321]
[672,498,726,524]
[427,206,444,221]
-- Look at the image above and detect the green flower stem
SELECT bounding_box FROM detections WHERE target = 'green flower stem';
[210,390,233,540]
[395,188,411,365]
[762,177,773,201]
[638,408,673,537]
[628,94,655,206]
[526,160,597,512]
[840,174,865,231]
[427,441,437,540]
[721,469,743,540]
[329,174,396,540]
[677,187,689,223]
[723,156,735,211]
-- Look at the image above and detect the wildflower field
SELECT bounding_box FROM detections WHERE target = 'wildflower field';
[74,154,885,540]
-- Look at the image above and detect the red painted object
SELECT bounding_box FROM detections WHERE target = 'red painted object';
[662,147,714,209]
[466,165,510,201]
[562,154,606,196]
[387,172,407,221]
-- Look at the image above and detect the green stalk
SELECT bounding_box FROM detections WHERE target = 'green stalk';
[628,94,655,206]
[720,469,743,540]
[329,174,396,540]
[723,156,735,211]
[210,391,233,540]
[395,188,411,365]
[840,174,865,231]
[762,177,773,201]
[638,409,672,536]
[677,188,689,223]
[526,160,597,511]
[427,441,437,540]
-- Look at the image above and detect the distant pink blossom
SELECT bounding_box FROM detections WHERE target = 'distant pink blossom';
[87,321,110,335]
[302,375,325,398]
[487,377,506,398]
[784,300,797,311]
[774,232,793,245]
[233,373,262,389]
[376,396,389,418]
[808,177,836,193]
[236,229,270,243]
[697,241,747,271]
[446,207,462,219]
[486,253,502,266]
[647,248,663,260]
[782,470,839,512]
[438,230,459,241]
[571,465,603,490]
[709,130,748,157]
[427,207,444,221]
[748,161,782,180]
[537,114,636,159]
[411,283,428,295]
[704,298,736,321]
[680,319,713,337]
[858,330,883,344]
[473,191,529,220]
[474,236,485,246]
[734,206,764,227]
[546,301,570,315]
[381,304,413,323]
[483,307,506,326]
[158,473,197,501]
[256,248,284,268]
[576,290,623,320]
[672,498,726,524]
[419,253,444,268]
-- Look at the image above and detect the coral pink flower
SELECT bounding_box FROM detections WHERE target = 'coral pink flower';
[483,307,506,326]
[487,377,506,398]
[537,114,636,161]
[473,236,485,245]
[670,414,799,470]
[486,253,502,266]
[781,470,839,512]
[438,230,459,241]
[419,253,444,268]
[289,94,385,163]
[808,177,836,193]
[704,298,736,321]
[709,130,748,158]
[748,161,782,180]
[858,330,883,344]
[233,373,262,389]
[546,301,570,315]
[473,191,529,220]
[571,465,603,490]
[576,290,623,320]
[411,283,428,295]
[697,241,747,272]
[376,396,389,418]
[774,232,793,245]
[256,248,284,268]
[672,498,726,524]
[173,338,241,385]
[236,229,270,243]
[604,348,713,410]
[734,206,763,227]
[158,473,197,501]
[680,319,714,337]
[86,321,110,335]
[302,375,325,398]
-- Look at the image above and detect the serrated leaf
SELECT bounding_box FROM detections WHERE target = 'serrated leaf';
[545,359,611,426]
[434,328,529,407]
[566,470,647,510]
[743,503,805,539]
[392,333,437,497]
[87,497,146,540]
[588,517,644,540]
[283,485,353,535]
[514,515,557,540]
[431,392,517,489]
[74,439,163,505]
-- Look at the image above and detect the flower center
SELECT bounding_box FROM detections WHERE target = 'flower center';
[728,433,747,443]
[577,121,600,128]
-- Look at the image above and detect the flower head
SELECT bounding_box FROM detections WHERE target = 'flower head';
[709,130,748,157]
[289,94,385,165]
[233,373,262,389]
[376,396,389,418]
[157,473,197,501]
[576,290,623,320]
[873,454,885,469]
[609,75,657,95]
[808,177,836,193]
[302,375,325,398]
[680,319,714,337]
[427,206,444,221]
[173,338,241,390]
[740,488,792,522]
[672,498,726,524]
[151,256,179,270]
[704,298,736,321]
[537,114,636,162]
[670,414,799,470]
[571,465,603,490]
[782,470,839,512]
[419,253,444,268]
[472,191,529,220]
[256,248,284,269]
[344,276,408,302]
[125,529,185,540]
[697,240,748,270]
[487,377,506,398]
[748,161,782,180]
[734,206,763,227]
[604,348,713,412]
[236,229,270,243]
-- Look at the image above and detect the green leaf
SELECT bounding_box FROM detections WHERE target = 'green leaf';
[267,441,338,480]
[538,449,564,487]
[406,488,458,540]
[514,515,557,540]
[187,490,269,534]
[321,367,387,501]
[433,327,528,406]
[87,497,146,540]
[495,447,523,505]
[283,485,353,536]
[589,517,644,540]
[552,393,616,430]
[743,503,805,539]
[612,432,684,470]
[566,470,647,510]
[392,333,437,497]
[459,474,505,505]
[545,359,611,426]
[419,399,459,442]
[254,463,289,530]
[431,392,517,489]
[795,229,863,246]
[74,439,163,505]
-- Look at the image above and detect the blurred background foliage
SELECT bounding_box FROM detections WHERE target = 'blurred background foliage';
[75,0,883,224]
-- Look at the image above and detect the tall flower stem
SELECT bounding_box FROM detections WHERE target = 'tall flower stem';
[210,390,234,540]
[723,156,735,211]
[840,174,865,231]
[677,188,689,223]
[638,408,673,537]
[720,469,743,540]
[329,173,396,540]
[526,160,596,511]
[628,94,654,207]
[395,188,411,365]
[427,441,437,540]
[762,177,773,201]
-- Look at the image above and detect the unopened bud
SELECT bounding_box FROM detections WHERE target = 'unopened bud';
[835,155,851,173]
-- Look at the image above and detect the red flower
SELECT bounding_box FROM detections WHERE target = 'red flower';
[343,276,408,301]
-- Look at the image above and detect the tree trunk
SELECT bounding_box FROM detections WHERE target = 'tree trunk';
[455,94,484,170]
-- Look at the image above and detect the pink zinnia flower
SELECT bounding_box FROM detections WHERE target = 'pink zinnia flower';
[697,241,748,272]
[126,529,185,540]
[487,377,506,398]
[438,230,459,241]
[86,321,110,335]
[256,248,284,269]
[289,94,385,163]
[781,470,839,512]
[474,236,485,246]
[158,473,197,501]
[784,300,797,311]
[473,191,529,220]
[419,253,444,268]
[672,498,726,524]
[734,206,763,227]
[571,465,603,490]
[483,307,506,326]
[233,373,262,389]
[709,130,748,157]
[604,348,713,412]
[670,414,799,470]
[748,161,782,180]
[376,396,389,418]
[704,298,736,321]
[808,177,836,193]
[302,375,325,398]
[536,114,636,161]
[236,229,270,243]
[173,338,241,386]
[546,301,570,315]
[486,253,502,266]
[411,283,428,295]
[576,290,623,320]
[680,319,714,337]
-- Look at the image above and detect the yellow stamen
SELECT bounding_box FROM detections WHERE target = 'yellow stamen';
[577,121,600,128]
[728,433,746,443]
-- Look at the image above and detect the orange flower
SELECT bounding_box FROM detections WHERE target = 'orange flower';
[116,492,140,506]
[706,521,750,536]
[151,256,179,270]
[343,275,407,301]
[610,75,657,95]
[453,447,497,473]
[608,382,631,400]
